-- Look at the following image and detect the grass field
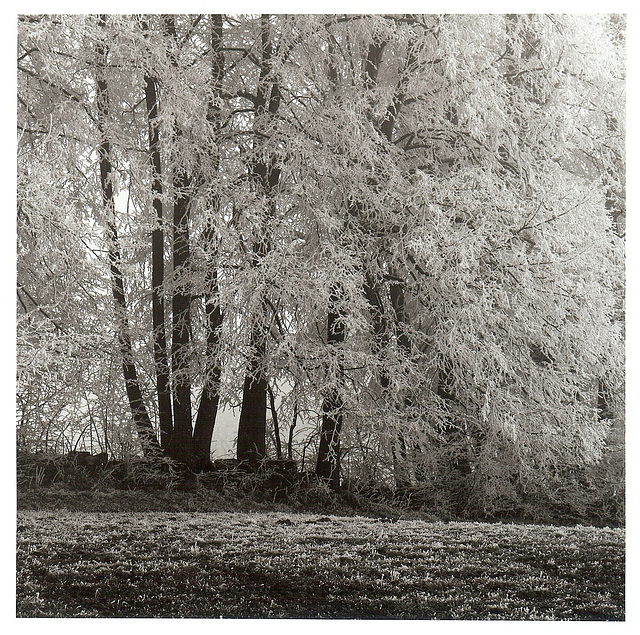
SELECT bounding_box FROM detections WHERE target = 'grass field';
[16,509,624,619]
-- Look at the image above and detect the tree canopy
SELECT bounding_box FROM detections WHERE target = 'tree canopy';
[17,14,624,514]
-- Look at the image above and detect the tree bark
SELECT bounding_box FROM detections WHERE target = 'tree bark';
[237,14,281,465]
[192,14,225,469]
[164,15,194,466]
[389,279,415,493]
[143,46,173,452]
[316,284,346,489]
[362,35,417,492]
[314,32,348,489]
[168,158,193,465]
[267,384,283,460]
[287,401,298,461]
[95,15,159,456]
[193,237,223,468]
[238,320,268,464]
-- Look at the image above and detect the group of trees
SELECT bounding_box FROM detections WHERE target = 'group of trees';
[18,14,624,512]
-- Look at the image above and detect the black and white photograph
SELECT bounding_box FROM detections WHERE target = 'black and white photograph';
[14,5,626,621]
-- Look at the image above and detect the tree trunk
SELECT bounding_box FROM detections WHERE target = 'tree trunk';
[288,401,298,461]
[143,56,173,452]
[267,384,282,460]
[95,15,159,456]
[314,32,348,490]
[364,35,418,493]
[238,320,268,464]
[237,14,281,465]
[193,255,223,468]
[363,274,390,372]
[316,284,345,489]
[164,15,194,466]
[389,279,415,493]
[364,273,412,492]
[192,14,225,469]
[168,163,193,465]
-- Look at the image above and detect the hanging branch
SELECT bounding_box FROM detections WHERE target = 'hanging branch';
[17,284,69,335]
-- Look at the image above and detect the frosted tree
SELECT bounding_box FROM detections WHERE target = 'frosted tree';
[17,15,624,513]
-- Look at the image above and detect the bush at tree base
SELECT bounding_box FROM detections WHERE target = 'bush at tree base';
[16,449,623,527]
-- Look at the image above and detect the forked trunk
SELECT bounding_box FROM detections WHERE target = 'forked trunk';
[143,60,173,451]
[193,259,223,468]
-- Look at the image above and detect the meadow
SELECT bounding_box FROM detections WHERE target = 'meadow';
[16,507,624,619]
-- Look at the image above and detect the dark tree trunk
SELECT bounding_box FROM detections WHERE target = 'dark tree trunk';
[193,258,223,468]
[389,279,414,493]
[168,165,193,465]
[164,15,194,466]
[315,33,403,489]
[287,401,298,461]
[237,14,281,465]
[237,320,268,464]
[314,34,348,490]
[267,385,282,460]
[436,359,473,510]
[143,55,173,452]
[389,281,411,353]
[316,284,346,490]
[363,274,390,374]
[192,14,225,469]
[237,366,268,464]
[95,15,159,456]
[363,35,419,493]
[364,273,412,493]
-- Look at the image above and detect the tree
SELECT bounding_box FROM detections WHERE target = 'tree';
[161,14,197,465]
[18,14,231,463]
[95,14,159,456]
[142,20,173,451]
[192,14,226,470]
[315,284,346,488]
[17,15,624,517]
[236,14,284,464]
[290,14,624,505]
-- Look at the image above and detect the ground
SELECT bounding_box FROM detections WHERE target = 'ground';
[16,507,624,619]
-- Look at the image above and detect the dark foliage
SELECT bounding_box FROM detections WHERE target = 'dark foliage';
[16,450,623,527]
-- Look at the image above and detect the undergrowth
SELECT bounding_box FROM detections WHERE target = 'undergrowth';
[16,451,623,527]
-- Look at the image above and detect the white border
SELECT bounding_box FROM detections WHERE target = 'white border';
[4,5,638,634]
